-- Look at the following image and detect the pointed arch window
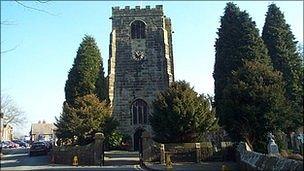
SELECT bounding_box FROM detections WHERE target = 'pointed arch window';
[131,99,148,125]
[131,20,146,39]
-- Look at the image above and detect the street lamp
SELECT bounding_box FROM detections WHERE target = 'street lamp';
[0,112,3,157]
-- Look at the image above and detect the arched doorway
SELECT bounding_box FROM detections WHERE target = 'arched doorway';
[133,128,144,151]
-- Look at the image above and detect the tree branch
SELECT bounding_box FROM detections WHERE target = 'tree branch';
[1,20,18,26]
[14,0,57,16]
[37,0,50,3]
[1,45,19,54]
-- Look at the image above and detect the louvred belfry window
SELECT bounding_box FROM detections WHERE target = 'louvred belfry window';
[131,20,146,39]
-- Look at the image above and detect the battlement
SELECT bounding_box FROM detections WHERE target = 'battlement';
[112,5,164,17]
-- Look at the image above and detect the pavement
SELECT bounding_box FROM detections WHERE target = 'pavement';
[0,149,144,171]
[0,153,50,170]
[1,148,240,171]
[1,147,29,155]
[143,161,240,171]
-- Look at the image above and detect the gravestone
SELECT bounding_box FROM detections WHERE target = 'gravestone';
[267,132,279,156]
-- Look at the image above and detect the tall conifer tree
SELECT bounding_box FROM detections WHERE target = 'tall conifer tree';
[96,61,108,101]
[262,4,303,131]
[213,3,288,152]
[150,81,218,143]
[56,35,112,145]
[65,35,103,105]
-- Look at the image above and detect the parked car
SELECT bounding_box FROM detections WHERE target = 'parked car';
[1,141,19,148]
[12,140,29,148]
[0,141,6,149]
[29,142,48,156]
[37,140,52,152]
[1,141,8,148]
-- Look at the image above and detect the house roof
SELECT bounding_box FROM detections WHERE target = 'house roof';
[31,122,56,135]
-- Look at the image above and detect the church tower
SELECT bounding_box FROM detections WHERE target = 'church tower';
[108,5,174,150]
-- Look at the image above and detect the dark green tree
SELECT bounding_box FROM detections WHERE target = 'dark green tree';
[65,35,104,106]
[96,61,108,101]
[150,80,218,143]
[55,102,79,144]
[55,94,115,145]
[213,3,288,152]
[223,60,288,152]
[262,4,303,132]
[56,35,114,146]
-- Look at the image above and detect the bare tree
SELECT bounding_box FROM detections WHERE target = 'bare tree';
[0,94,26,126]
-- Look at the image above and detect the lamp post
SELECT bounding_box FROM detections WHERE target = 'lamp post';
[0,112,3,157]
[0,112,3,141]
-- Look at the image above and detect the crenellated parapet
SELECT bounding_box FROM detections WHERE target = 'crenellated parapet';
[111,5,164,17]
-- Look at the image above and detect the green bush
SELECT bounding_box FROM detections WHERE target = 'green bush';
[107,131,123,149]
[150,80,218,143]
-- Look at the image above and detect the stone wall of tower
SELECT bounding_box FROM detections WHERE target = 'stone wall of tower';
[107,5,174,148]
[165,18,174,82]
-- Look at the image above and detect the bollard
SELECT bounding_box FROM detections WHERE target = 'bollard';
[160,144,165,164]
[72,155,79,166]
[221,164,229,171]
[195,143,201,163]
[165,153,173,170]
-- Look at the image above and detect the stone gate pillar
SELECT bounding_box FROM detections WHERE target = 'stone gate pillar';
[142,131,151,162]
[94,133,104,166]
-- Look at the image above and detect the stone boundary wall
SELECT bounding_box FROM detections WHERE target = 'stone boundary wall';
[51,133,104,166]
[52,143,94,165]
[163,142,215,163]
[141,131,215,163]
[164,143,198,163]
[236,142,303,171]
[141,131,235,163]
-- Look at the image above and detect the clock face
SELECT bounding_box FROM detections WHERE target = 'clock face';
[133,50,144,61]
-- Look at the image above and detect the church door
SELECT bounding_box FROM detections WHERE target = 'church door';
[134,129,143,151]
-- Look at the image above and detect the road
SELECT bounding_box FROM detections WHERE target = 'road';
[0,153,50,170]
[0,148,144,170]
[1,148,240,171]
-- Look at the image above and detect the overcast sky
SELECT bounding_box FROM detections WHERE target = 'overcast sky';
[1,1,303,136]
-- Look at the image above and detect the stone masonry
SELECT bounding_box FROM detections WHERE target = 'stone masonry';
[108,5,174,150]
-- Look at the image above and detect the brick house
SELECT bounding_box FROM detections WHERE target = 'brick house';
[30,120,56,142]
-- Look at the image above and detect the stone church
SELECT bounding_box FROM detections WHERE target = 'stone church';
[108,5,174,151]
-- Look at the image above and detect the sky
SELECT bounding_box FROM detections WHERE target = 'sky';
[1,1,303,136]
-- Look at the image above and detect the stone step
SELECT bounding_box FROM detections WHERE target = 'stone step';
[104,157,139,166]
[104,150,140,166]
[104,150,139,158]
